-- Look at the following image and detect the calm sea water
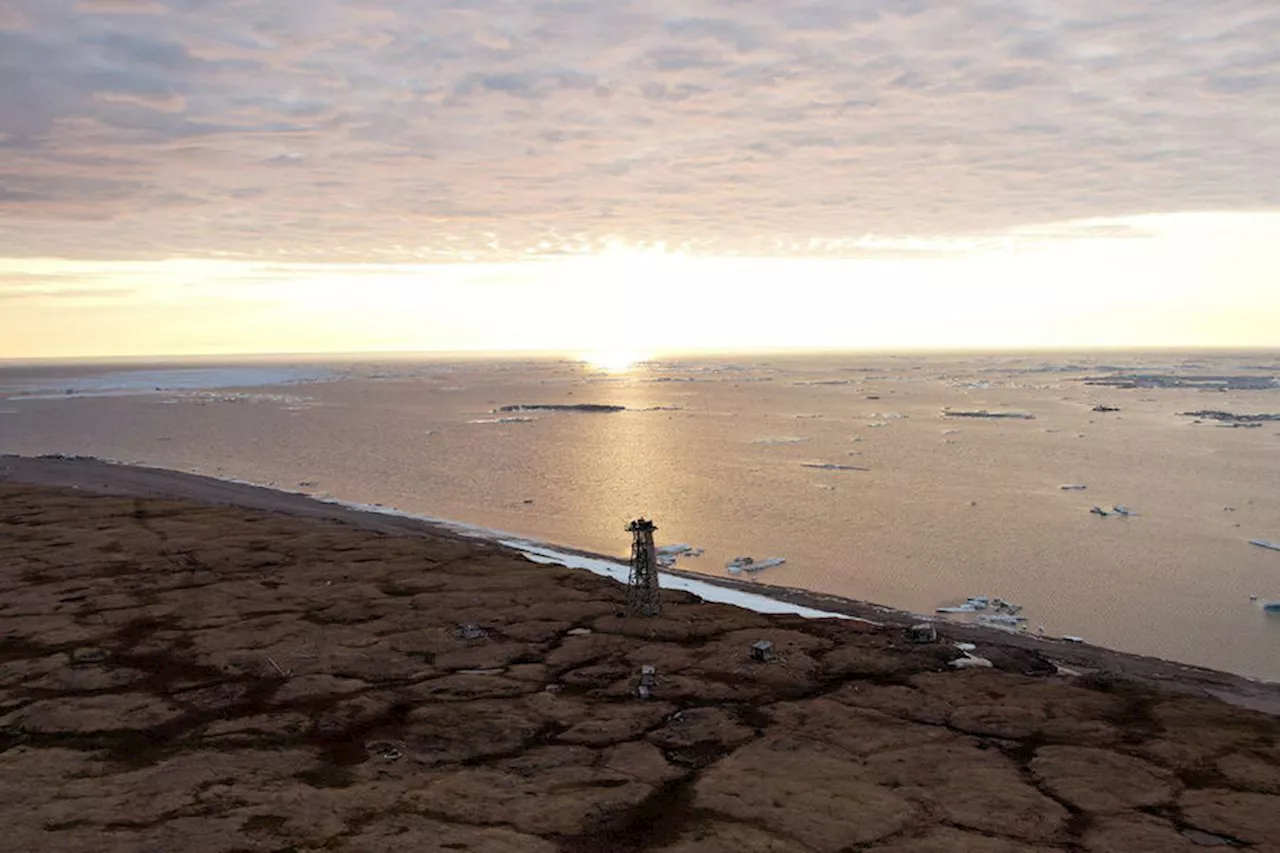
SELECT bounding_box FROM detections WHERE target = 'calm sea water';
[2,351,1278,680]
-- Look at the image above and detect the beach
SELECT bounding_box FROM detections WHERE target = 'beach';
[2,455,1278,852]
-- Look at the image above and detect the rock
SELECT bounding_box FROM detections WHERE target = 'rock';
[864,742,1069,842]
[652,821,809,852]
[950,702,1046,739]
[646,707,755,752]
[328,814,557,853]
[769,700,951,757]
[269,674,367,704]
[602,741,684,786]
[1178,788,1280,846]
[0,693,184,733]
[1030,746,1178,813]
[870,827,1060,852]
[1079,814,1201,853]
[694,737,917,852]
[202,712,310,742]
[26,664,147,692]
[556,702,674,746]
[827,683,953,726]
[405,763,654,836]
[1215,748,1280,794]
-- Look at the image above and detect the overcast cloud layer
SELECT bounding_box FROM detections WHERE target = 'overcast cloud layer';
[1,0,1277,262]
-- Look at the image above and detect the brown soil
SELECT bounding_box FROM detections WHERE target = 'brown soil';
[1,457,1279,852]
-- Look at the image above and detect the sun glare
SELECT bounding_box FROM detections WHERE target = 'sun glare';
[581,350,649,372]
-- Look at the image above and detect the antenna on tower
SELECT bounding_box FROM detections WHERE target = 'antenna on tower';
[625,518,662,617]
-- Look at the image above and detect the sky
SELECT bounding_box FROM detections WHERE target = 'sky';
[1,0,1278,359]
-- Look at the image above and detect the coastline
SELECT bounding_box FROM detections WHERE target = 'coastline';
[3,456,1280,851]
[2,452,1277,713]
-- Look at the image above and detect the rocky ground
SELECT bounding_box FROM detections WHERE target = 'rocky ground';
[1,478,1279,853]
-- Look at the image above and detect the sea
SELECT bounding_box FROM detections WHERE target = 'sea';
[1,350,1277,681]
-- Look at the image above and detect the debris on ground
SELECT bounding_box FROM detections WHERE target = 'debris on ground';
[951,651,993,669]
[453,623,487,641]
[750,640,776,662]
[907,623,938,644]
[1249,539,1280,552]
[1060,483,1088,490]
[636,665,657,699]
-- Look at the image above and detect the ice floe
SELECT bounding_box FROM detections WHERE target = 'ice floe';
[801,463,869,472]
[726,556,787,575]
[656,544,704,566]
[2,366,332,400]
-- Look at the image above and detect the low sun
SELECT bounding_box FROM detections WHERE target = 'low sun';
[580,350,649,372]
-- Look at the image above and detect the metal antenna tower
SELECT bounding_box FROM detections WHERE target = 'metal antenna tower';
[626,518,662,617]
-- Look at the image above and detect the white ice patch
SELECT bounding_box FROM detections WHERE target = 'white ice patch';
[4,366,333,400]
[507,542,856,621]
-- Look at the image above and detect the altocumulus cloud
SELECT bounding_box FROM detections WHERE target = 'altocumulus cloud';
[0,0,1276,262]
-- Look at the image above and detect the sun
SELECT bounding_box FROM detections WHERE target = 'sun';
[580,349,649,373]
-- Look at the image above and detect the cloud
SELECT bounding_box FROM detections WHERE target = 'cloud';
[0,0,1275,262]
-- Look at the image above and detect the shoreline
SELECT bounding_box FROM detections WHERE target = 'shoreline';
[2,452,1278,714]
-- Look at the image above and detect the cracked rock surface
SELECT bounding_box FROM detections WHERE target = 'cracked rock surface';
[1,482,1279,852]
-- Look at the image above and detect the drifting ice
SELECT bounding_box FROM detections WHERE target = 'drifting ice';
[656,544,705,567]
[726,556,787,575]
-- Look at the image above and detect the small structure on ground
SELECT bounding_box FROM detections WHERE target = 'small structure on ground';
[626,518,662,616]
[454,623,487,640]
[907,623,938,644]
[751,640,776,662]
[636,665,657,699]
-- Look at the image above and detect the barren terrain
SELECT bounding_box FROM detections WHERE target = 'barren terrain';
[1,465,1279,852]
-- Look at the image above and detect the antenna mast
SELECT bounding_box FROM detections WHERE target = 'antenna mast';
[625,518,662,616]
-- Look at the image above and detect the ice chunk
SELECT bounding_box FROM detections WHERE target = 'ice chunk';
[978,613,1027,627]
[951,653,993,669]
[801,463,870,471]
[726,556,786,574]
